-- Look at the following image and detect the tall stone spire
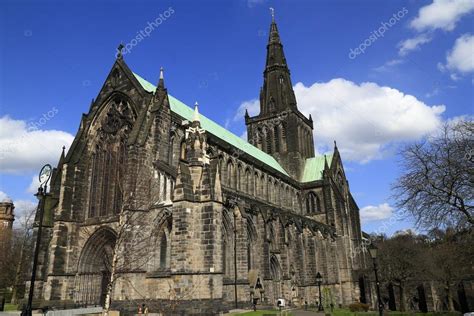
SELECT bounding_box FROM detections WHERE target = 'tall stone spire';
[245,14,315,180]
[260,15,297,115]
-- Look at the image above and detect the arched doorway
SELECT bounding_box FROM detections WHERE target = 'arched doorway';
[270,256,281,305]
[358,275,367,304]
[457,282,469,313]
[417,284,428,313]
[75,228,117,306]
[388,283,397,311]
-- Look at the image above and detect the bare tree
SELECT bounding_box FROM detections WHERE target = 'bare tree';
[101,207,166,315]
[0,203,36,303]
[10,205,36,304]
[86,159,168,316]
[392,119,474,230]
[425,228,474,311]
[375,232,426,311]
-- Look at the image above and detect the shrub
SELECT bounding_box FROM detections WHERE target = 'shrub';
[348,302,370,312]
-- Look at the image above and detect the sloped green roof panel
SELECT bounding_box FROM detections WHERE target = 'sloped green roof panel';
[301,154,333,182]
[133,72,289,176]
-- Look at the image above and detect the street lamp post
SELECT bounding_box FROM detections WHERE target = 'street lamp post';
[369,245,383,316]
[316,272,323,311]
[22,164,52,316]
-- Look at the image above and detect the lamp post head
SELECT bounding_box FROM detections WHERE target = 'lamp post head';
[316,272,323,284]
[369,244,378,259]
[39,164,52,189]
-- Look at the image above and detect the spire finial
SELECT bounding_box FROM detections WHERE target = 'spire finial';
[116,43,124,59]
[157,66,165,90]
[59,145,66,165]
[193,102,200,122]
[270,7,275,22]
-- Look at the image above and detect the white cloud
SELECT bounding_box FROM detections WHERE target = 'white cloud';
[292,79,445,163]
[410,0,474,32]
[0,116,74,173]
[360,203,393,222]
[445,34,474,74]
[398,0,474,58]
[233,98,260,122]
[398,34,432,56]
[0,191,9,201]
[13,199,37,228]
[236,80,445,163]
[373,59,405,72]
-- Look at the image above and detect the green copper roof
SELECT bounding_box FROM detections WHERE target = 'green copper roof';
[133,72,289,176]
[301,154,333,182]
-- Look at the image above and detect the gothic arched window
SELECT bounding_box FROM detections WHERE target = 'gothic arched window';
[237,164,242,191]
[306,192,318,214]
[316,196,321,213]
[266,130,272,153]
[227,160,234,188]
[88,151,98,218]
[159,232,168,269]
[274,125,280,152]
[180,140,186,160]
[268,97,275,113]
[247,243,252,271]
[168,136,174,165]
[268,178,273,202]
[281,123,287,151]
[245,168,250,193]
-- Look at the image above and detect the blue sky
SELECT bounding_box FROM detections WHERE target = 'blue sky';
[0,0,473,234]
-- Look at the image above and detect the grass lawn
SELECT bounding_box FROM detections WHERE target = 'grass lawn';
[4,303,19,311]
[231,310,292,316]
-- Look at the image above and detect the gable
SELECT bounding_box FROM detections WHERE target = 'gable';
[132,72,289,177]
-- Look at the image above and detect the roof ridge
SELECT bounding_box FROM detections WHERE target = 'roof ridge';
[132,72,289,177]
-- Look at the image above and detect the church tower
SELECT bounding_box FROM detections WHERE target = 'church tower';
[245,15,314,179]
[0,198,14,230]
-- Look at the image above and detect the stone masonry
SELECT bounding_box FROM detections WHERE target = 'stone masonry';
[34,17,371,315]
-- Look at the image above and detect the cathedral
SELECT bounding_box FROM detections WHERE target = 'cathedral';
[35,17,371,314]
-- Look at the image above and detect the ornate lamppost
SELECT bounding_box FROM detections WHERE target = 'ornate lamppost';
[316,272,323,311]
[369,244,383,316]
[21,164,52,316]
